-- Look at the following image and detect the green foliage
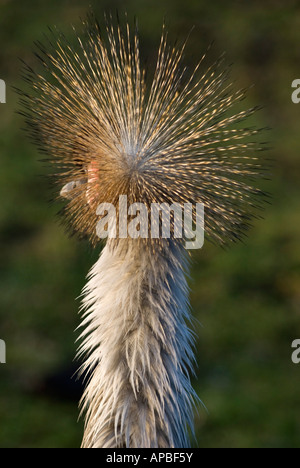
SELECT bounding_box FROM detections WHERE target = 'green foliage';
[1,0,299,448]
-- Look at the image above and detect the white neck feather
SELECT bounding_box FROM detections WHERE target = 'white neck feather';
[78,239,196,448]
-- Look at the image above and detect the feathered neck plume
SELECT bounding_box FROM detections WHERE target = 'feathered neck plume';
[20,14,266,448]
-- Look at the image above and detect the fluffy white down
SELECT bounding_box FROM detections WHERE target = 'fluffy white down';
[78,239,196,448]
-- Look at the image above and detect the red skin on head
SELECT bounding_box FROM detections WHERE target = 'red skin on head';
[87,161,99,206]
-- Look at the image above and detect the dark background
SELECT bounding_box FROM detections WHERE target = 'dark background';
[0,0,300,448]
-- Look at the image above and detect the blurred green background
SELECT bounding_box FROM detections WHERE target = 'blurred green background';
[0,0,300,448]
